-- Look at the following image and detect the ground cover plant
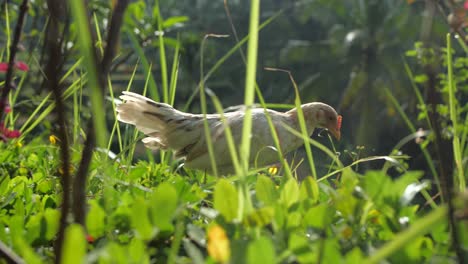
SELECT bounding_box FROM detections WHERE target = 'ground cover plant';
[0,0,467,263]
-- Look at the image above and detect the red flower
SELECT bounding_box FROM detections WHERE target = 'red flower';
[465,1,468,10]
[0,61,29,72]
[86,234,95,243]
[0,123,21,139]
[0,102,11,113]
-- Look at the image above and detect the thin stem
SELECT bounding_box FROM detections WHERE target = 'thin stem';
[0,0,28,121]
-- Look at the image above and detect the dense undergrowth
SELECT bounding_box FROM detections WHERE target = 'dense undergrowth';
[1,0,468,263]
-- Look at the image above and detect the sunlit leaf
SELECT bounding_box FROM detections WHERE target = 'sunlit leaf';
[247,237,275,264]
[86,200,106,237]
[280,178,300,208]
[61,224,86,264]
[214,179,238,222]
[150,182,178,231]
[256,175,277,205]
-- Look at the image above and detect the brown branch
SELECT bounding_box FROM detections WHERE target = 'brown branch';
[0,240,24,264]
[423,1,465,263]
[0,0,29,120]
[72,0,130,226]
[44,1,71,263]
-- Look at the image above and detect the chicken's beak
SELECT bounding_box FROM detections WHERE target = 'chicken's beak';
[329,115,342,140]
[329,127,341,141]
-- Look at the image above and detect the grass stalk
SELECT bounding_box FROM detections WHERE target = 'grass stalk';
[240,0,260,175]
[127,29,160,101]
[207,90,242,175]
[182,10,283,112]
[199,35,223,177]
[169,35,181,106]
[223,1,293,179]
[155,0,169,103]
[68,0,107,147]
[446,33,465,191]
[384,88,441,195]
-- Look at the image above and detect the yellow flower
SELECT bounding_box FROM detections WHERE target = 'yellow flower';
[368,209,381,224]
[49,135,59,145]
[59,165,74,175]
[207,225,230,263]
[16,141,23,147]
[341,226,353,239]
[268,166,278,175]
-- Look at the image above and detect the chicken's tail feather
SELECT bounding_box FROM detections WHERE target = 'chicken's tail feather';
[116,91,202,152]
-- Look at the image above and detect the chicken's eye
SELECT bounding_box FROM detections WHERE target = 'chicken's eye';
[328,116,334,121]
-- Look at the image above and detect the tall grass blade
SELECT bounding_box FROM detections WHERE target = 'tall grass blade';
[446,33,465,191]
[69,0,107,147]
[155,0,169,103]
[169,35,180,106]
[207,90,242,175]
[126,29,160,101]
[199,35,224,177]
[384,88,441,195]
[182,10,283,111]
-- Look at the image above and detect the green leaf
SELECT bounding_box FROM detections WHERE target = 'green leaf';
[303,204,330,229]
[44,208,59,240]
[86,200,106,237]
[346,248,364,263]
[280,178,299,208]
[214,179,238,222]
[150,183,178,231]
[131,197,156,241]
[128,166,148,181]
[255,175,277,205]
[162,16,189,28]
[61,224,86,264]
[300,176,319,203]
[244,207,274,227]
[289,233,316,263]
[129,239,150,264]
[247,237,275,264]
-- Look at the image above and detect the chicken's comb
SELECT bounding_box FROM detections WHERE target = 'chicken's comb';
[337,115,342,130]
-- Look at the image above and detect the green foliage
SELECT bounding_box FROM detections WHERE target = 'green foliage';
[1,0,467,263]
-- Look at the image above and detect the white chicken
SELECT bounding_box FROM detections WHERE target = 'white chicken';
[117,91,341,175]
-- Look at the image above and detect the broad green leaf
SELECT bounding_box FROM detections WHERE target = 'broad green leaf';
[346,248,364,263]
[14,238,42,264]
[131,197,155,241]
[61,224,86,264]
[151,182,178,231]
[300,176,319,203]
[162,16,189,28]
[286,212,302,229]
[36,178,54,194]
[44,208,59,240]
[256,175,277,205]
[322,239,342,263]
[101,241,127,264]
[280,178,299,208]
[86,200,106,237]
[334,187,359,218]
[247,237,275,264]
[129,238,150,264]
[303,204,330,229]
[214,179,238,222]
[24,214,41,243]
[244,207,274,227]
[128,166,148,181]
[289,233,316,263]
[361,171,392,204]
